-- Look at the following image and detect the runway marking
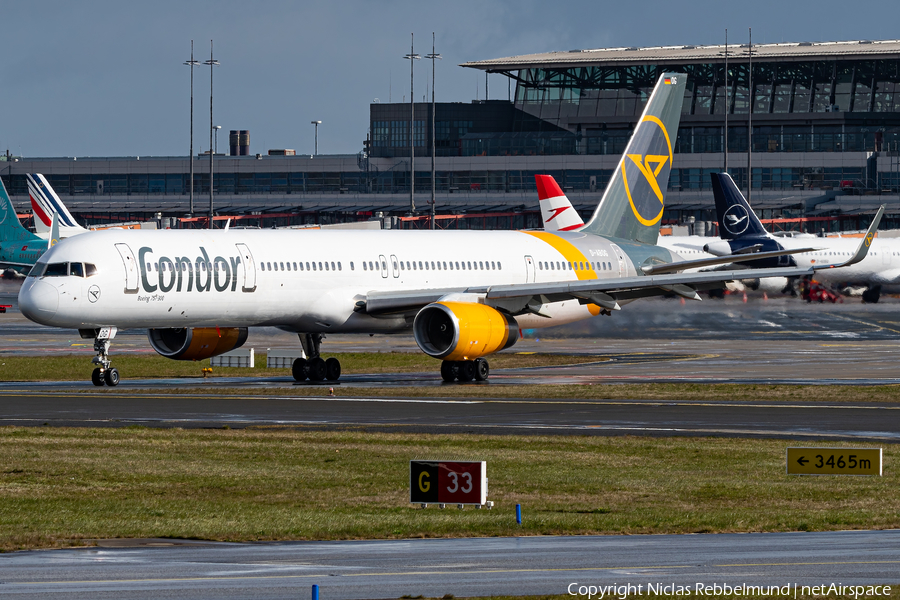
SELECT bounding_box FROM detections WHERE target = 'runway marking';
[2,391,900,411]
[7,565,692,586]
[716,560,900,567]
[828,313,900,335]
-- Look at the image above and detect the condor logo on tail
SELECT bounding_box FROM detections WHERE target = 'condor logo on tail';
[622,115,673,227]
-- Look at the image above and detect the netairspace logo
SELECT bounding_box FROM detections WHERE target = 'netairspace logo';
[567,582,892,599]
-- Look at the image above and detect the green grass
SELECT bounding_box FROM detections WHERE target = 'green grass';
[0,427,897,551]
[0,352,599,381]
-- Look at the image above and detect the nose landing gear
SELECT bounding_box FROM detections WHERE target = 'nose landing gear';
[84,327,120,387]
[291,333,342,383]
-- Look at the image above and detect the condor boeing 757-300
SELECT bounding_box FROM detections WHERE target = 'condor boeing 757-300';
[18,73,874,387]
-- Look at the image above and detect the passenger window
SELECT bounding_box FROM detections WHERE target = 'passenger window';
[467,261,472,270]
[338,262,342,271]
[538,262,543,270]
[306,262,311,271]
[280,262,285,270]
[325,262,329,271]
[369,261,374,271]
[418,261,423,270]
[299,262,304,271]
[85,263,98,277]
[293,262,298,270]
[497,262,502,270]
[491,261,496,270]
[312,262,317,271]
[350,262,354,270]
[443,261,447,270]
[381,261,386,271]
[363,261,368,271]
[319,262,323,271]
[286,263,291,271]
[400,261,405,271]
[69,263,84,277]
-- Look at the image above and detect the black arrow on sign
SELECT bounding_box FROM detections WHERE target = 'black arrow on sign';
[797,457,809,466]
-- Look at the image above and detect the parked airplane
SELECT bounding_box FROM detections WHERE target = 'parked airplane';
[705,173,894,302]
[28,173,87,239]
[0,178,59,275]
[18,73,858,387]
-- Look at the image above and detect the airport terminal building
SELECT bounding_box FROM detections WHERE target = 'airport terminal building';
[3,39,900,232]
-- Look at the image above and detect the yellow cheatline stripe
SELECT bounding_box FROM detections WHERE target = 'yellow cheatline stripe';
[522,231,597,281]
[15,565,692,585]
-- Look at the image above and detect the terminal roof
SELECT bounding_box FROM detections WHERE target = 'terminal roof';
[461,39,900,71]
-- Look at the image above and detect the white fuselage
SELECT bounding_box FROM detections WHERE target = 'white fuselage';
[18,228,647,333]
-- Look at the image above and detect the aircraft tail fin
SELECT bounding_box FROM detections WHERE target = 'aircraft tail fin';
[711,172,769,240]
[27,173,80,233]
[535,175,585,232]
[0,177,37,243]
[581,72,686,244]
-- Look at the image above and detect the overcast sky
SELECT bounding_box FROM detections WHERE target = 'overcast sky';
[1,0,899,158]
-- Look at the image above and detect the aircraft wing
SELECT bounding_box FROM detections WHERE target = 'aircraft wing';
[642,247,818,275]
[812,205,883,271]
[362,265,815,315]
[0,260,34,269]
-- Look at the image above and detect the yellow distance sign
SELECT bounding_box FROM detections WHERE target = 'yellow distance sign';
[786,447,882,476]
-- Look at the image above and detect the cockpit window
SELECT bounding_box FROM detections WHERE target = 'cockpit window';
[85,263,98,277]
[44,263,68,277]
[28,262,47,278]
[69,263,84,277]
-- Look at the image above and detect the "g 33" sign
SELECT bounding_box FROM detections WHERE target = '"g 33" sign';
[410,461,487,505]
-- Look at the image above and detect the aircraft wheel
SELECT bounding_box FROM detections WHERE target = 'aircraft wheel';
[440,360,458,382]
[91,368,105,387]
[308,357,327,382]
[104,368,120,387]
[325,357,342,381]
[473,358,490,381]
[457,361,475,382]
[291,358,308,381]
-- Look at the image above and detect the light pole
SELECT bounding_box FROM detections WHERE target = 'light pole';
[204,40,219,229]
[403,34,420,214]
[311,121,321,156]
[426,33,441,230]
[184,41,199,217]
[214,125,221,154]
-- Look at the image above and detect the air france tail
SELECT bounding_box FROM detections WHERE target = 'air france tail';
[581,73,686,244]
[27,173,82,234]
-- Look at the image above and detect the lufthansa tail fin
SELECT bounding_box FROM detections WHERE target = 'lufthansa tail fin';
[711,172,769,240]
[27,173,81,233]
[535,175,585,232]
[0,178,40,244]
[581,72,686,244]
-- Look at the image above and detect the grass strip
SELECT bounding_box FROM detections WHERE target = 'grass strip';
[0,352,600,381]
[0,428,897,551]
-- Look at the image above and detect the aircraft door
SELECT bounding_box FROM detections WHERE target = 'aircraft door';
[235,243,257,292]
[524,255,535,283]
[379,254,389,278]
[884,245,891,266]
[609,243,627,277]
[114,243,139,293]
[390,254,400,278]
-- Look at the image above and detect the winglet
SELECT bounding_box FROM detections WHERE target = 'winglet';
[816,205,884,271]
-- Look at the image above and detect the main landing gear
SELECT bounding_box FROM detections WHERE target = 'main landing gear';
[291,333,342,383]
[84,327,120,387]
[441,358,490,383]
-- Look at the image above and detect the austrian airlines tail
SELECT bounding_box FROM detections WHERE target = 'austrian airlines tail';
[27,173,86,237]
[534,175,585,232]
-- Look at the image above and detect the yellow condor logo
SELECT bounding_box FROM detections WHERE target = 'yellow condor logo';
[865,232,874,247]
[622,115,673,227]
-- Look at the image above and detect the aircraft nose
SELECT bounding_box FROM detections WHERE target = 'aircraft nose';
[19,280,59,323]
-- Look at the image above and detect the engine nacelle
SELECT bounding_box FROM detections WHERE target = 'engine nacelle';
[702,240,733,256]
[147,327,249,361]
[413,301,518,361]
